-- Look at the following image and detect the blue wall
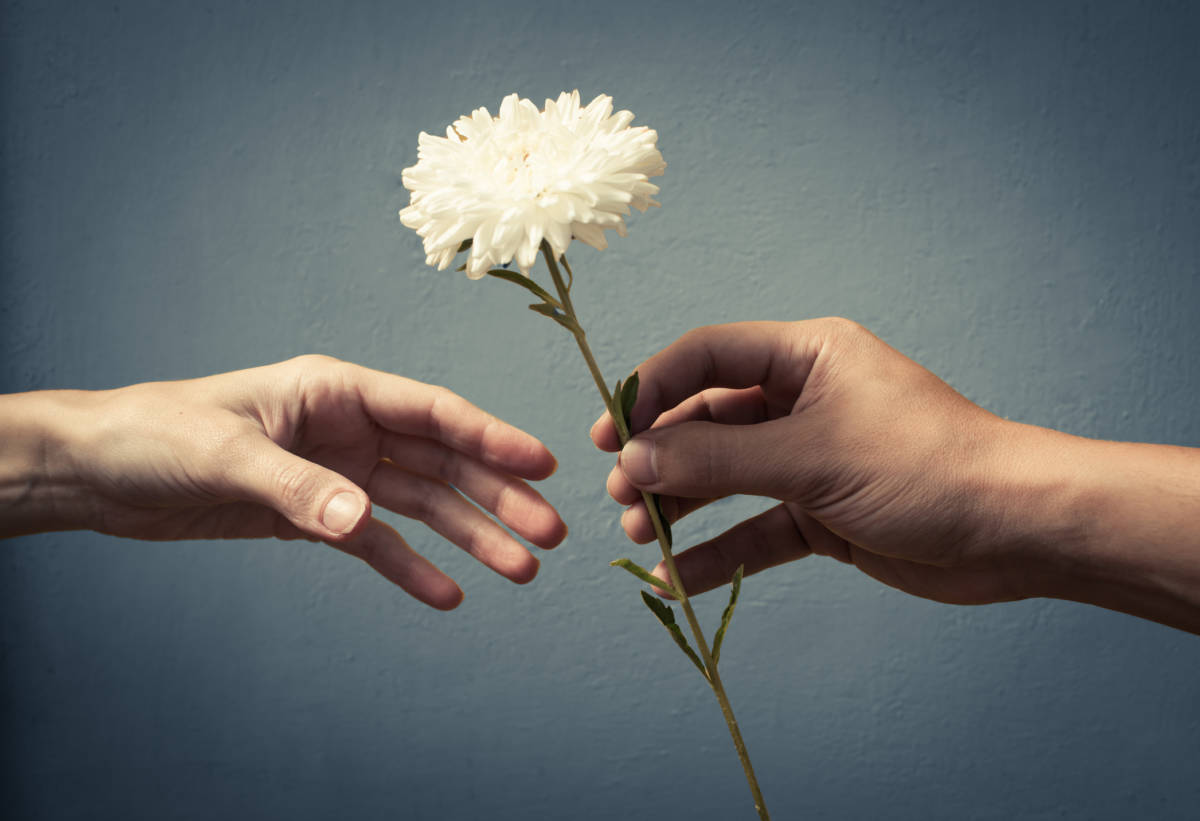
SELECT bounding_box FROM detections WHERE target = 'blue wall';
[3,1,1198,818]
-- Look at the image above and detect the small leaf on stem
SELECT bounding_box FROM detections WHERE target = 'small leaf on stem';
[640,591,709,680]
[619,371,639,430]
[711,564,744,667]
[457,238,473,253]
[487,268,559,307]
[610,558,682,600]
[610,379,630,440]
[528,302,582,334]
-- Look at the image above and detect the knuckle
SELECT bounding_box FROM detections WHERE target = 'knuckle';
[693,429,732,488]
[408,477,442,521]
[679,324,713,346]
[476,417,504,462]
[285,354,354,395]
[424,386,456,438]
[813,316,866,338]
[273,459,318,509]
[463,526,491,561]
[434,442,461,483]
[288,353,343,370]
[491,482,529,527]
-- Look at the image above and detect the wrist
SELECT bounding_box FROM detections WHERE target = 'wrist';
[994,423,1200,632]
[959,420,1091,600]
[0,390,99,537]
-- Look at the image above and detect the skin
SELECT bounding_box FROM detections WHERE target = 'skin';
[591,319,1200,634]
[0,355,566,610]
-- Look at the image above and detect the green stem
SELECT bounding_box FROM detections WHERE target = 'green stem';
[541,243,771,821]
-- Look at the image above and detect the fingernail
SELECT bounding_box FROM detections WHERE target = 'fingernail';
[619,438,658,486]
[322,491,363,535]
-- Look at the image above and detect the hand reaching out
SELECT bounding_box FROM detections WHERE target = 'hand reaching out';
[1,355,566,609]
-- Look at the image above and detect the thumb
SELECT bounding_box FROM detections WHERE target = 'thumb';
[234,440,370,541]
[618,418,807,500]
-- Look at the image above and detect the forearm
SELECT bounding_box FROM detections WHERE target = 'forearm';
[1008,424,1200,633]
[0,390,96,537]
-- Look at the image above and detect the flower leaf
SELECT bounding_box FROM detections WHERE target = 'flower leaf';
[640,591,708,680]
[528,302,582,334]
[711,564,744,667]
[650,493,673,548]
[611,378,629,439]
[486,268,559,307]
[619,371,639,430]
[610,558,682,599]
[457,238,473,253]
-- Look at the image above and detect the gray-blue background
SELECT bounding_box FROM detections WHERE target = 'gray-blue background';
[3,1,1198,818]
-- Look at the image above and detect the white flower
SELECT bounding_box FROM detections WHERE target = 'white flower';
[400,90,666,279]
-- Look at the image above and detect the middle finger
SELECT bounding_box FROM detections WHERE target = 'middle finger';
[366,460,541,584]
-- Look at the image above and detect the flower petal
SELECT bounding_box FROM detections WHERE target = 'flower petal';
[399,91,664,277]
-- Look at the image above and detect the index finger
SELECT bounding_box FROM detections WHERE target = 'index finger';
[349,364,558,481]
[590,320,821,451]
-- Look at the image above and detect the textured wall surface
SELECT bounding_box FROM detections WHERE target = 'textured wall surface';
[3,1,1199,819]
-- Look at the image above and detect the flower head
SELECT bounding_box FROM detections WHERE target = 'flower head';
[400,91,665,279]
